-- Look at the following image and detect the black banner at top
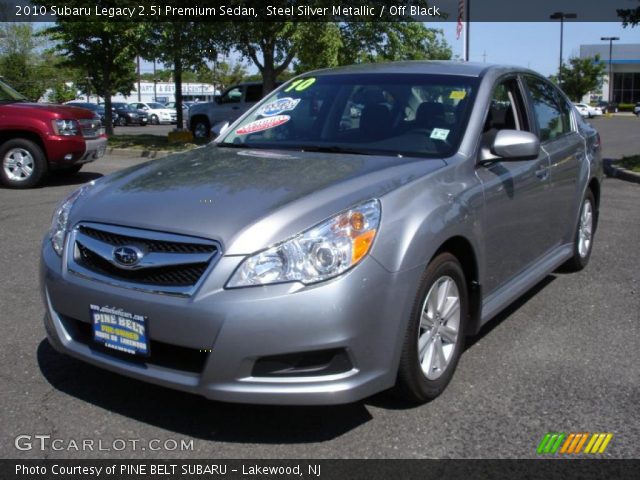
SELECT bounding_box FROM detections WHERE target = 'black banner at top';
[0,0,638,22]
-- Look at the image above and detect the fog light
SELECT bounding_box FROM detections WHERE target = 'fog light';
[64,154,73,161]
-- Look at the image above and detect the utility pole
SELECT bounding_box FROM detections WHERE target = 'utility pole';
[550,12,577,86]
[153,60,157,102]
[482,51,487,63]
[136,56,141,101]
[601,36,619,105]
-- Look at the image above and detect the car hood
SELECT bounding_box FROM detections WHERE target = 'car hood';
[3,102,96,119]
[70,147,446,255]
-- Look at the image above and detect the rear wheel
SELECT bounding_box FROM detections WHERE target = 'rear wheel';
[562,189,596,272]
[394,253,468,403]
[0,138,48,188]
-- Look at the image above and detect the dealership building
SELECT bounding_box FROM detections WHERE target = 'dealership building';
[111,81,219,104]
[580,43,640,104]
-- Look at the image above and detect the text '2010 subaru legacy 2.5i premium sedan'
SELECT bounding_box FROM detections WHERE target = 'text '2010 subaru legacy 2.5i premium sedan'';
[41,62,602,405]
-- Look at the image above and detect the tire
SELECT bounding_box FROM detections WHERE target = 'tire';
[150,114,159,125]
[0,138,48,188]
[562,189,597,272]
[118,116,127,126]
[394,252,468,403]
[191,119,211,139]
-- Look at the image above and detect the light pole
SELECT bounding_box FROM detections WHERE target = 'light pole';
[550,12,577,86]
[601,36,619,105]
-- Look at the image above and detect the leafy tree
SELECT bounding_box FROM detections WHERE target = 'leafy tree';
[48,82,77,104]
[138,22,221,128]
[226,20,451,95]
[36,0,142,134]
[618,0,640,27]
[556,56,607,102]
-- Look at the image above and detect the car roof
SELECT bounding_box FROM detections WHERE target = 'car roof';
[305,61,531,78]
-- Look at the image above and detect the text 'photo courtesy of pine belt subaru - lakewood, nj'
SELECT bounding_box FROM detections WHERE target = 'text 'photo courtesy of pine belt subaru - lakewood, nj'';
[40,62,602,405]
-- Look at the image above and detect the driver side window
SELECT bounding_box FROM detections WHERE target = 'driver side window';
[220,87,242,104]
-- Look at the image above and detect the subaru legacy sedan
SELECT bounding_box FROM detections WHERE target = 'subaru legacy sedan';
[40,62,602,405]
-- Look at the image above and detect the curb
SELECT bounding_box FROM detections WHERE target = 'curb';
[604,159,640,185]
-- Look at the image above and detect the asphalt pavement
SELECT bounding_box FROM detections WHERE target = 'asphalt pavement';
[0,117,638,459]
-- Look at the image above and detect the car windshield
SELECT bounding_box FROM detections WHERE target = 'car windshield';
[147,102,165,109]
[219,73,478,158]
[0,79,28,102]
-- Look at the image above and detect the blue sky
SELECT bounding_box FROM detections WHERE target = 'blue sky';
[435,22,639,76]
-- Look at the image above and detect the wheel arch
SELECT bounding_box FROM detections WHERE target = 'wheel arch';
[0,130,47,159]
[431,236,482,336]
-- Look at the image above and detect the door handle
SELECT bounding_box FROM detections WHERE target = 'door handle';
[535,166,549,180]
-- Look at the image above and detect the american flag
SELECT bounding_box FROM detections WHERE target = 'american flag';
[457,0,465,40]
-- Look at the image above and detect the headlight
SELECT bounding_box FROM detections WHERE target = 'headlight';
[49,182,94,256]
[51,119,80,136]
[227,199,381,288]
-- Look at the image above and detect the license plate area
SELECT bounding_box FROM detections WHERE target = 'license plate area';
[91,305,149,357]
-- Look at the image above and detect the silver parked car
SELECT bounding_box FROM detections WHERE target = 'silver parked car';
[41,62,602,405]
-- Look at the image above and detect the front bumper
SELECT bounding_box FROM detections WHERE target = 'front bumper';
[40,238,421,405]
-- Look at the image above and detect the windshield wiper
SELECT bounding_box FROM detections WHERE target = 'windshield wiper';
[297,145,373,155]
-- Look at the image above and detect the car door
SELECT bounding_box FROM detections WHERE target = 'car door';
[476,76,554,296]
[523,75,583,247]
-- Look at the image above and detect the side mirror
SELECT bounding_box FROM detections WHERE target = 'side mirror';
[211,121,229,138]
[490,130,540,160]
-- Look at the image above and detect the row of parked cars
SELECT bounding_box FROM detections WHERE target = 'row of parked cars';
[64,101,179,127]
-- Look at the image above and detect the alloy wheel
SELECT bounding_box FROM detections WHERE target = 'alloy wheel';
[3,148,35,182]
[417,275,461,380]
[578,199,593,258]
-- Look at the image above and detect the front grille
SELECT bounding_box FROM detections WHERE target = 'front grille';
[68,223,220,296]
[78,226,216,254]
[79,118,101,139]
[77,244,208,287]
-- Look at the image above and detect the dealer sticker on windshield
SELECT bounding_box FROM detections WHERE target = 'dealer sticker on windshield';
[430,128,450,141]
[91,304,149,356]
[235,115,290,135]
[258,97,300,117]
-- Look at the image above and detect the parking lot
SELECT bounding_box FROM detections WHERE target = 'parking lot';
[0,117,638,459]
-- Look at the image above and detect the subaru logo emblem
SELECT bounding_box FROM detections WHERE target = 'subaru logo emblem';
[113,246,143,267]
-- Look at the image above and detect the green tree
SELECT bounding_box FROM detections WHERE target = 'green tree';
[138,22,221,128]
[557,56,607,102]
[226,20,451,94]
[37,0,142,134]
[48,82,77,104]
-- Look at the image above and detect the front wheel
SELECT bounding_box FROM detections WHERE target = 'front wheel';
[393,253,468,403]
[0,138,48,188]
[150,114,159,125]
[192,119,211,139]
[562,189,597,272]
[118,116,127,126]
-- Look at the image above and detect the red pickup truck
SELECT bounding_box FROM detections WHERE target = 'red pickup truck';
[0,78,107,188]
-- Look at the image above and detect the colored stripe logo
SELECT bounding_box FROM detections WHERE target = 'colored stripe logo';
[537,433,613,454]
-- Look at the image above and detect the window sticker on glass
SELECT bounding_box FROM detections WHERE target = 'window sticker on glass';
[430,128,450,141]
[235,115,290,135]
[284,77,316,92]
[450,90,467,100]
[258,97,301,117]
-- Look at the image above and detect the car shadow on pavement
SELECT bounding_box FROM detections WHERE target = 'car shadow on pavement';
[37,340,372,443]
[46,171,103,187]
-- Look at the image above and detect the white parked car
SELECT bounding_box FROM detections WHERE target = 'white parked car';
[574,103,603,119]
[634,102,640,116]
[129,102,177,125]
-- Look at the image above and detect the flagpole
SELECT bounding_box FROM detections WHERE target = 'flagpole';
[465,0,470,61]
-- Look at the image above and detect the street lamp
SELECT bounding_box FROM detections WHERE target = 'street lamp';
[601,36,620,105]
[550,12,577,86]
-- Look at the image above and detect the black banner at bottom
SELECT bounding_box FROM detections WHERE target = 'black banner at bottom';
[4,459,640,480]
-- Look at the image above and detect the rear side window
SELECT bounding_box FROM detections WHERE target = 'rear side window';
[525,76,571,142]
